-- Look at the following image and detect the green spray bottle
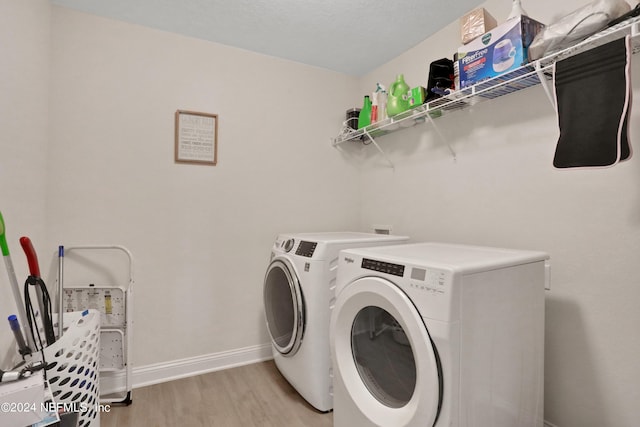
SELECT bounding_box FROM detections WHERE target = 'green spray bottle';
[357,95,372,129]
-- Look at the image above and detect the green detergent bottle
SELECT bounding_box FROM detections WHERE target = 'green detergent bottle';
[358,95,372,129]
[386,74,410,117]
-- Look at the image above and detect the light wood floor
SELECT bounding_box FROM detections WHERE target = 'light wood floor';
[101,360,333,426]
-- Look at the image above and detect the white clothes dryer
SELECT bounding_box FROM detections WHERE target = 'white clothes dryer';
[263,232,409,412]
[330,242,550,427]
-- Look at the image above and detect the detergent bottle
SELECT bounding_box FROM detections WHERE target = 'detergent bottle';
[386,74,410,117]
[357,95,372,129]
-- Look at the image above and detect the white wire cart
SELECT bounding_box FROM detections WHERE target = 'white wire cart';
[57,245,134,405]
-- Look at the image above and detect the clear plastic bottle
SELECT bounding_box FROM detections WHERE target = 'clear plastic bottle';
[370,92,379,124]
[376,83,387,122]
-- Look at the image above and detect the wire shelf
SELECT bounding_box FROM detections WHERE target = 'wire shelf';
[333,15,640,146]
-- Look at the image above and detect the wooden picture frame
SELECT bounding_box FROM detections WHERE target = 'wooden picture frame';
[175,110,218,165]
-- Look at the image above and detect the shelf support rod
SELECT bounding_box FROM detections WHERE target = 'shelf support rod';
[534,60,556,109]
[425,113,457,161]
[362,129,394,169]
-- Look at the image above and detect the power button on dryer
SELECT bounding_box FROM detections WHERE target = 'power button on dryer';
[284,239,295,252]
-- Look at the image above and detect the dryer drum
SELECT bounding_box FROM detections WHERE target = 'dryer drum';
[263,259,304,355]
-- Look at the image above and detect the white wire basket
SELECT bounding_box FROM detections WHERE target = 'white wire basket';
[41,309,101,427]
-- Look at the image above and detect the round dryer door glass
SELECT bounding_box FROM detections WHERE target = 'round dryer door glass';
[263,260,304,355]
[351,306,417,408]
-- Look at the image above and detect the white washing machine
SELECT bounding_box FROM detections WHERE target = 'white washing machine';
[263,232,409,412]
[330,242,550,426]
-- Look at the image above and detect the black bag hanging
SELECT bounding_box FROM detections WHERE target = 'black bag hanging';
[552,36,632,168]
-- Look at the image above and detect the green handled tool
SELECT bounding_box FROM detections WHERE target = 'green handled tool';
[0,211,35,351]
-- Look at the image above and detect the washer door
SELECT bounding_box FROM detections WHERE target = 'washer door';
[332,276,442,426]
[263,258,304,356]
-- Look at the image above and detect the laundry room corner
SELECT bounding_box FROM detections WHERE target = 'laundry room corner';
[42,6,362,382]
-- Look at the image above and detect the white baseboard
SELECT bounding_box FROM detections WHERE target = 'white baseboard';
[544,421,559,427]
[101,343,273,394]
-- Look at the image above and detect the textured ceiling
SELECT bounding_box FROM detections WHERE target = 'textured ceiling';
[51,0,485,76]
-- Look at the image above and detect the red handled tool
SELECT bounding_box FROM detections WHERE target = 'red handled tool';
[0,211,35,352]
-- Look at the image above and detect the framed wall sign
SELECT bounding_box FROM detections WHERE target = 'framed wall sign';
[175,110,218,165]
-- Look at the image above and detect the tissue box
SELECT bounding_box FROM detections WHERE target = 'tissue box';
[461,8,497,44]
[457,15,544,89]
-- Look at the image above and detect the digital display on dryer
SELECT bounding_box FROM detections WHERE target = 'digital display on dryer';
[295,241,317,257]
[362,258,405,276]
[411,268,426,281]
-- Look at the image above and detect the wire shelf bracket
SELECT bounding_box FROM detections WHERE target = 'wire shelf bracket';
[362,128,395,169]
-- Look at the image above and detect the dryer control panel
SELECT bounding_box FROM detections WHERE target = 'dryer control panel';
[361,258,405,276]
[295,241,318,258]
[408,267,449,295]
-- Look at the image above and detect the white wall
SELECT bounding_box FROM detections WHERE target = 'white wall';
[46,7,361,366]
[355,0,640,426]
[0,0,50,368]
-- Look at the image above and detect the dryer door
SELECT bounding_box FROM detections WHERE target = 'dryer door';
[263,258,304,356]
[331,276,442,426]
